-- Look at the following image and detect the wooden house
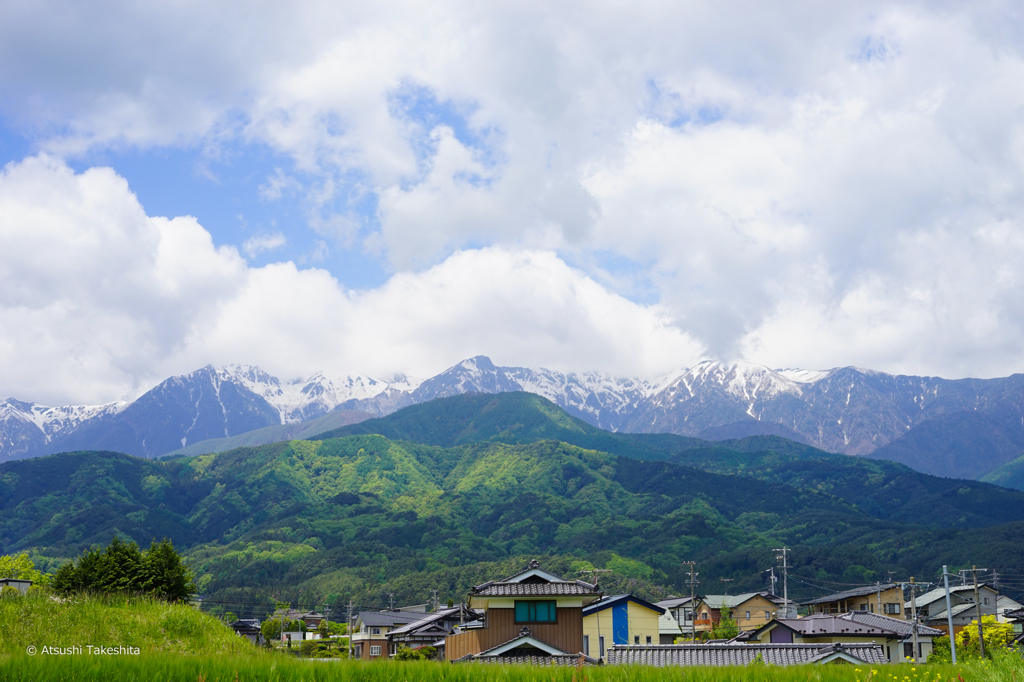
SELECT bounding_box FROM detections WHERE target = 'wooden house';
[697,592,789,632]
[351,610,425,660]
[445,559,603,662]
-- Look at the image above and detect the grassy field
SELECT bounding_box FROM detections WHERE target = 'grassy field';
[0,591,255,657]
[2,654,1020,682]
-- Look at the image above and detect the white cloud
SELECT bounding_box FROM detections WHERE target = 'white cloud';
[242,232,287,259]
[3,2,1024,382]
[0,157,701,404]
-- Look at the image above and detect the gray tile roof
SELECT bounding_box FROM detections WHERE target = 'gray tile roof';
[584,594,665,616]
[607,643,886,667]
[801,583,899,606]
[471,580,601,597]
[356,611,426,627]
[387,606,480,636]
[454,653,600,666]
[781,611,942,638]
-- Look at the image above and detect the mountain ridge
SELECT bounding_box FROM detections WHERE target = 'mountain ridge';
[5,356,1024,483]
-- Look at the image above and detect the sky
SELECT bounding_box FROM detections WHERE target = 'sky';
[2,0,1024,405]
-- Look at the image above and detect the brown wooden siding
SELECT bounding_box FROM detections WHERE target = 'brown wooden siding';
[446,607,583,661]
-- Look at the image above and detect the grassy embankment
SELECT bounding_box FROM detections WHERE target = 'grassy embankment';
[2,591,1022,681]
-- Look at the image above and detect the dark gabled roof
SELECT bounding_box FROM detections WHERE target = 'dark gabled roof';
[656,596,699,609]
[356,610,426,627]
[387,606,480,636]
[607,643,886,667]
[584,594,666,616]
[911,583,998,608]
[471,580,600,597]
[800,583,899,606]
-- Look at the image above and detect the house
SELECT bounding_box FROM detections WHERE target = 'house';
[997,595,1024,623]
[659,611,683,644]
[696,593,789,632]
[906,583,999,633]
[607,642,886,666]
[656,596,701,637]
[444,559,603,662]
[1004,607,1024,644]
[387,605,480,659]
[231,619,266,646]
[801,583,903,617]
[299,611,326,630]
[351,610,426,660]
[582,594,665,658]
[0,578,32,595]
[739,610,944,663]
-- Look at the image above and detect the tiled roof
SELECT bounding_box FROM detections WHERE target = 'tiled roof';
[388,607,480,636]
[772,611,941,638]
[1004,607,1024,621]
[471,580,600,597]
[910,584,997,608]
[656,596,698,609]
[356,611,426,627]
[701,592,787,609]
[607,643,886,667]
[801,583,899,606]
[454,653,600,666]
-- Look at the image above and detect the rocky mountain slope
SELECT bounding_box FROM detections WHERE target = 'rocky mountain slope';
[4,356,1024,482]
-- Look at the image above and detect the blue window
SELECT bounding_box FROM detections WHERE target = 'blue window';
[514,600,556,622]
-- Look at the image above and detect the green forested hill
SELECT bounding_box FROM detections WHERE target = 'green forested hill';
[314,392,1024,528]
[5,416,1024,615]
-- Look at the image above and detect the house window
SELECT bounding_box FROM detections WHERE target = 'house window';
[355,645,362,658]
[515,600,556,623]
[583,635,590,656]
[634,636,640,645]
[370,645,381,657]
[870,603,875,613]
[884,603,900,615]
[646,636,652,645]
[371,627,381,635]
[683,609,693,622]
[702,611,708,620]
[904,643,914,659]
[765,611,770,621]
[745,610,751,621]
[984,598,989,605]
[599,635,605,658]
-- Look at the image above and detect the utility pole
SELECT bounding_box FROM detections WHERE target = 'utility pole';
[767,566,777,598]
[942,565,957,664]
[682,561,698,641]
[773,546,792,618]
[581,569,612,660]
[719,578,734,595]
[387,593,395,611]
[430,590,439,613]
[876,581,882,615]
[348,598,354,659]
[909,578,919,662]
[971,566,986,658]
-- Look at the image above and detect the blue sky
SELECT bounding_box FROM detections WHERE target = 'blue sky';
[2,0,1024,405]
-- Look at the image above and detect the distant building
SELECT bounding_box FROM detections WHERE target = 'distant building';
[231,619,266,646]
[739,610,944,663]
[0,578,31,595]
[800,583,903,617]
[907,583,998,634]
[696,593,790,632]
[387,605,480,659]
[351,610,425,660]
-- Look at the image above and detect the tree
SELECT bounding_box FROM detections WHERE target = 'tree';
[317,619,330,638]
[49,536,195,602]
[712,601,738,640]
[143,539,195,602]
[0,553,49,585]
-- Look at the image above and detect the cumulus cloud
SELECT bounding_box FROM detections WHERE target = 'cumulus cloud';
[3,1,1024,386]
[0,157,701,404]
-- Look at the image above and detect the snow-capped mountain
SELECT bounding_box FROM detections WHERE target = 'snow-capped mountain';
[5,356,1024,481]
[0,365,420,461]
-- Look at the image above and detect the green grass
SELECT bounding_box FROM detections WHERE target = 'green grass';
[0,591,256,657]
[2,653,1021,682]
